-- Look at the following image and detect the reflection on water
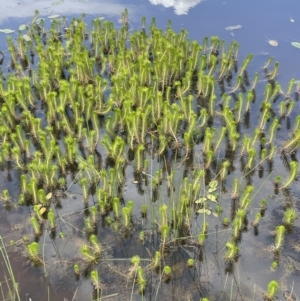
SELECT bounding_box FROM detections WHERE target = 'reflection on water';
[0,0,135,24]
[0,0,300,300]
[149,0,205,15]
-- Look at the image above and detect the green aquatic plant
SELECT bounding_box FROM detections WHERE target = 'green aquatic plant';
[260,199,267,213]
[283,208,297,226]
[224,241,239,262]
[264,280,278,301]
[0,236,21,301]
[251,212,261,227]
[89,234,102,255]
[84,217,95,233]
[281,130,300,154]
[140,204,147,217]
[153,251,161,269]
[80,244,99,264]
[74,263,80,275]
[27,241,40,262]
[122,207,131,228]
[47,208,56,230]
[137,266,146,293]
[272,225,285,252]
[163,265,172,282]
[222,217,230,227]
[112,197,120,219]
[280,161,298,189]
[270,261,278,271]
[1,9,300,300]
[30,216,41,235]
[90,270,101,289]
[90,206,98,224]
[187,258,195,268]
[1,189,11,202]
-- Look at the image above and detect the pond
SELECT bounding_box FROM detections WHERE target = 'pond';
[0,0,300,301]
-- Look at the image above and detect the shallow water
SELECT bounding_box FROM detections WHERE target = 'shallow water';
[1,0,300,300]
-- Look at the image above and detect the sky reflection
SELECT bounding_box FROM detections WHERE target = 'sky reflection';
[0,0,137,24]
[149,0,205,15]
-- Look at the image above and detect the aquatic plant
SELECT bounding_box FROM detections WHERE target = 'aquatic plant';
[30,216,41,235]
[163,265,172,282]
[260,199,267,213]
[80,244,99,264]
[0,236,21,301]
[89,234,102,255]
[270,261,278,271]
[264,280,278,301]
[1,189,11,202]
[280,161,298,189]
[153,251,161,269]
[27,241,40,262]
[90,270,101,289]
[251,212,261,227]
[1,8,300,300]
[222,217,230,227]
[137,266,147,293]
[187,258,195,267]
[283,208,297,226]
[47,208,56,230]
[224,241,239,262]
[272,225,285,252]
[74,263,80,275]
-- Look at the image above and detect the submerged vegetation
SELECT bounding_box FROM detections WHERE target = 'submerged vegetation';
[0,8,300,300]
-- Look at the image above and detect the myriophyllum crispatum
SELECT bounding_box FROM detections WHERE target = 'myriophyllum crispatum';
[90,270,101,289]
[280,161,298,189]
[163,265,172,282]
[27,241,40,262]
[30,216,41,235]
[80,244,99,264]
[47,208,56,230]
[273,225,285,252]
[89,234,102,255]
[224,241,239,262]
[264,280,278,301]
[283,208,297,226]
[137,266,146,293]
[251,212,261,227]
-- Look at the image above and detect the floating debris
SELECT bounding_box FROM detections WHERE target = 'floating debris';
[48,14,60,19]
[225,25,242,31]
[267,39,278,47]
[0,28,15,34]
[291,41,300,49]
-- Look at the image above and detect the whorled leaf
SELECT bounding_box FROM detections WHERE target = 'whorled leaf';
[46,192,53,200]
[195,197,207,204]
[22,34,31,42]
[207,194,217,202]
[198,208,212,215]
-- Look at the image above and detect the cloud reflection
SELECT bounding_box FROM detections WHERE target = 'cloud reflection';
[0,0,136,24]
[149,0,204,15]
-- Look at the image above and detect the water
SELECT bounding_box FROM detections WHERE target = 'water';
[1,0,300,300]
